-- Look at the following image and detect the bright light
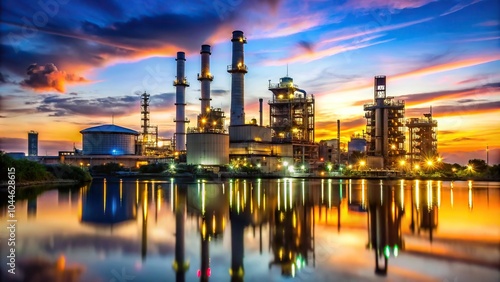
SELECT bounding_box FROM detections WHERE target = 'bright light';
[359,160,366,166]
[427,160,433,166]
[283,161,288,167]
[348,165,353,169]
[384,246,390,258]
[170,164,175,170]
[394,245,399,257]
[257,163,261,168]
[437,157,442,162]
[391,144,396,150]
[288,166,294,173]
[201,118,206,124]
[415,164,420,170]
[300,165,305,170]
[198,165,202,169]
[467,165,473,171]
[399,160,406,166]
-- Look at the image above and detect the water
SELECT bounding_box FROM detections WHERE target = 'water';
[1,178,499,282]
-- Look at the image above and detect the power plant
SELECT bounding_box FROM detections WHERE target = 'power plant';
[186,44,229,166]
[364,76,406,169]
[20,29,442,175]
[268,75,317,165]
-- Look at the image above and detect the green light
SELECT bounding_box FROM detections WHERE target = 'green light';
[296,257,302,269]
[384,246,390,258]
[393,245,399,257]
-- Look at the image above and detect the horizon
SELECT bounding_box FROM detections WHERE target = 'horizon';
[1,0,499,165]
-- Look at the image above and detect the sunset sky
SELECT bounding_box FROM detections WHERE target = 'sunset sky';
[1,0,499,164]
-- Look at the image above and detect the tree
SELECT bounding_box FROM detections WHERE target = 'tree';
[468,159,488,174]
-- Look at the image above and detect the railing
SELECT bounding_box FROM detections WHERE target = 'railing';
[227,64,248,72]
[197,73,214,80]
[269,82,299,89]
[173,77,189,86]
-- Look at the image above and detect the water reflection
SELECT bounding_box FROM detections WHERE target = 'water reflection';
[1,178,498,281]
[366,180,404,275]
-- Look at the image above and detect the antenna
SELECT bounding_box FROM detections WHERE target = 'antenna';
[286,64,289,76]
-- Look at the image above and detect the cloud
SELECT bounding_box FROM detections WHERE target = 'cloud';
[441,0,482,16]
[211,89,230,97]
[400,82,500,106]
[405,100,500,117]
[340,0,436,12]
[20,63,88,93]
[475,20,499,27]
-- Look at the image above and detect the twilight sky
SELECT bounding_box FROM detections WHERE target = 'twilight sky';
[0,0,499,164]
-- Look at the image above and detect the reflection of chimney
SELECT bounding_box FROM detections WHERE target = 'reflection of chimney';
[141,185,148,261]
[199,45,213,117]
[174,52,189,151]
[228,30,247,126]
[230,220,245,282]
[173,185,188,281]
[259,98,263,126]
[201,218,210,282]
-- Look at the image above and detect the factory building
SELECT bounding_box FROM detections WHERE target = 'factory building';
[28,130,38,156]
[363,76,406,169]
[80,124,139,155]
[268,76,318,165]
[406,109,438,167]
[186,44,229,166]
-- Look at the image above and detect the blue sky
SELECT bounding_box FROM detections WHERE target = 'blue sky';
[0,0,499,163]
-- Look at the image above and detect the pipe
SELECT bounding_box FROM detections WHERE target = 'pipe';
[228,30,247,126]
[337,120,341,167]
[174,51,189,151]
[199,44,213,116]
[259,98,263,126]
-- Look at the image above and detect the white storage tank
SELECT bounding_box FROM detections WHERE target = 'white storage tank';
[186,133,229,165]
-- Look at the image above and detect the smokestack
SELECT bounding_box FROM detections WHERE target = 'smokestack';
[228,30,247,126]
[199,45,213,115]
[259,98,263,126]
[174,52,189,151]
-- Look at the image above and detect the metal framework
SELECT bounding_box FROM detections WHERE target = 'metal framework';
[364,76,406,168]
[406,111,437,167]
[268,76,317,164]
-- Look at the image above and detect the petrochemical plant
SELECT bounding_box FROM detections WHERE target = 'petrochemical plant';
[19,30,440,174]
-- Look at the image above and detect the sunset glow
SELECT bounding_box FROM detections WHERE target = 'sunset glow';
[0,0,499,164]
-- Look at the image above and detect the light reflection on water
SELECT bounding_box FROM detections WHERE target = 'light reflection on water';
[1,178,499,282]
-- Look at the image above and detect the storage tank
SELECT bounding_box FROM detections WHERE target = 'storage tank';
[186,133,229,165]
[80,124,139,155]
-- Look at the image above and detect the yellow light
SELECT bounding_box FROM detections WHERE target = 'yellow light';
[427,160,433,166]
[415,164,420,170]
[213,121,216,125]
[360,160,366,166]
[437,157,442,162]
[391,144,396,149]
[202,118,206,124]
[399,160,405,166]
[278,94,284,99]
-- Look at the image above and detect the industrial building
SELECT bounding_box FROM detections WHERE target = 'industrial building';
[186,44,230,166]
[80,124,139,155]
[137,92,162,156]
[28,130,38,156]
[406,109,438,167]
[174,51,190,153]
[364,76,406,169]
[268,76,317,165]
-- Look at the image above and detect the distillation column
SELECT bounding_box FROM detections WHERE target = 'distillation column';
[174,52,189,151]
[228,30,248,126]
[199,45,213,115]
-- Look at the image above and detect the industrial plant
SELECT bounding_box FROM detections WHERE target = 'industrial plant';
[15,30,441,174]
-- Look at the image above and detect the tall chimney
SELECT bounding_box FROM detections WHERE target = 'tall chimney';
[228,30,247,126]
[259,98,263,126]
[198,45,213,116]
[174,52,189,151]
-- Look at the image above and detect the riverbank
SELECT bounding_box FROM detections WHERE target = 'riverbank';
[0,179,85,190]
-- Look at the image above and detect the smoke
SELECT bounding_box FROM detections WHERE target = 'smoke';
[21,63,87,93]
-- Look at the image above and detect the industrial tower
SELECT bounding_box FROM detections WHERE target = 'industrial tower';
[174,52,189,152]
[268,76,317,164]
[406,109,438,167]
[364,76,406,169]
[139,92,158,155]
[227,30,248,126]
[197,44,225,132]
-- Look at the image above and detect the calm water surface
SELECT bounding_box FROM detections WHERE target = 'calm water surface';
[1,178,499,282]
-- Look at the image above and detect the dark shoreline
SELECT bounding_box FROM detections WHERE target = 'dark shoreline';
[0,179,86,190]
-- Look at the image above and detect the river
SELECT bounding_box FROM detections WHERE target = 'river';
[1,178,499,281]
